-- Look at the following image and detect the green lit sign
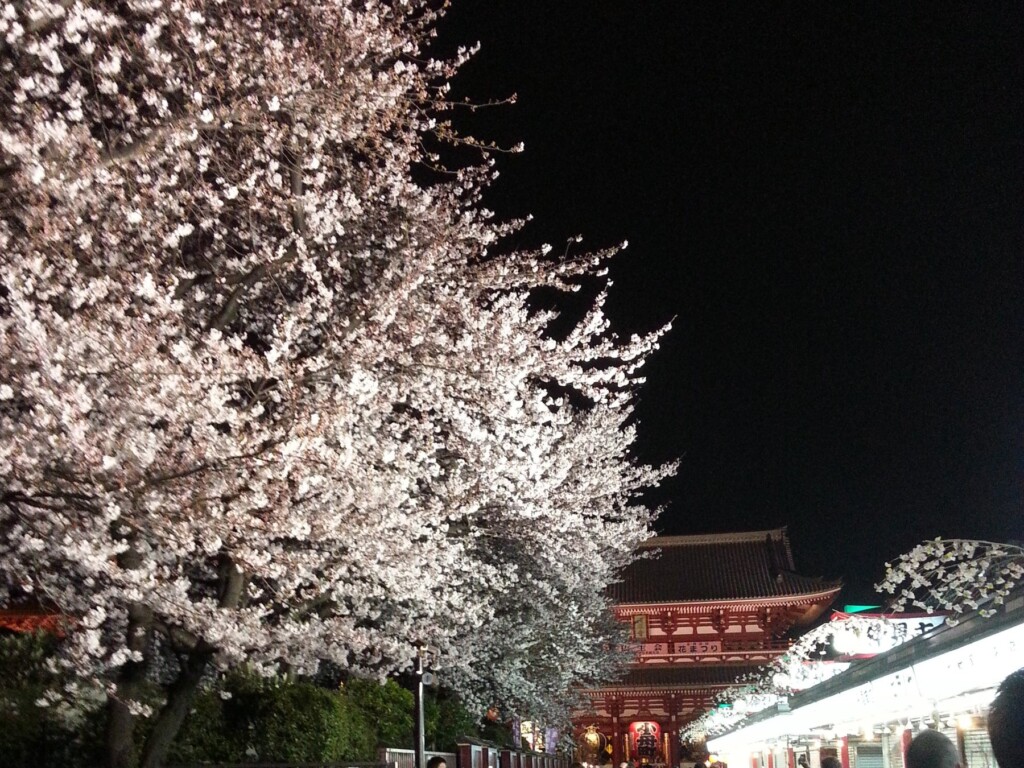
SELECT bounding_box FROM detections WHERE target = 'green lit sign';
[843,604,881,614]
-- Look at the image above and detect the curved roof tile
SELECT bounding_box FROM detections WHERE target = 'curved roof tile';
[608,528,841,604]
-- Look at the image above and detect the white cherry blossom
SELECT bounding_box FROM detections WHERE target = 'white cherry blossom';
[0,2,671,765]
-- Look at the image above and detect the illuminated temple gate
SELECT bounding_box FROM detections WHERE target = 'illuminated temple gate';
[574,529,840,767]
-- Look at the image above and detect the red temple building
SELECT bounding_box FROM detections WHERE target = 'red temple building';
[0,589,68,637]
[574,529,841,767]
[0,605,66,635]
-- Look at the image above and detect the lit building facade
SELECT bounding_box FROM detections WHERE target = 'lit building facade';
[706,590,1023,768]
[574,529,841,767]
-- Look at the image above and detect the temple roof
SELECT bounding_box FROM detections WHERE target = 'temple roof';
[608,528,841,605]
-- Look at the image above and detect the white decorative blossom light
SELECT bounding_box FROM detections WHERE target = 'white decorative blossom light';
[875,539,1024,624]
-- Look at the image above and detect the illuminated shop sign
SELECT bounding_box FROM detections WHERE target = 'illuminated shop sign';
[829,614,945,656]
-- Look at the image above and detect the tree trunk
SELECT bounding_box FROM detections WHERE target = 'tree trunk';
[138,556,246,768]
[106,602,154,768]
[138,647,212,768]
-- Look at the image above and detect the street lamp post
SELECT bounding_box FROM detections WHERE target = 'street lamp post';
[414,646,426,768]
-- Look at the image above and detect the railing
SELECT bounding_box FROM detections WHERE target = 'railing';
[379,748,459,768]
[173,744,564,768]
[169,763,388,768]
[457,742,570,768]
[721,638,791,652]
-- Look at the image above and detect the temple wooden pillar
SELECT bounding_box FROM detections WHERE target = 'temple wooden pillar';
[666,694,681,768]
[610,699,623,766]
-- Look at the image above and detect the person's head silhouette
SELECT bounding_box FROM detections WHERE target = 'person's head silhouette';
[989,667,1024,768]
[905,730,961,768]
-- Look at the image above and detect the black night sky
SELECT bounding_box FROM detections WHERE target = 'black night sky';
[433,3,1024,601]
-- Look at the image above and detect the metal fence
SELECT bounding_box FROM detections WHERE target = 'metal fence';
[168,762,389,768]
[168,744,564,768]
[456,743,570,768]
[379,748,459,768]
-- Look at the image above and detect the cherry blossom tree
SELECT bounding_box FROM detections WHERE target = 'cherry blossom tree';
[0,1,669,766]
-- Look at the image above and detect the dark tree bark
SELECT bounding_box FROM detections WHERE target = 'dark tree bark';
[136,556,247,768]
[139,646,213,768]
[106,602,154,768]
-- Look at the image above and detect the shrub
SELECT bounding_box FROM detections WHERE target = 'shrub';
[0,637,480,766]
[167,687,237,764]
[0,632,104,768]
[345,677,414,750]
[172,673,376,763]
[428,689,480,752]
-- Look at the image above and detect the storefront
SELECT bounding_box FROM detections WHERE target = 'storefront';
[707,593,1023,768]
